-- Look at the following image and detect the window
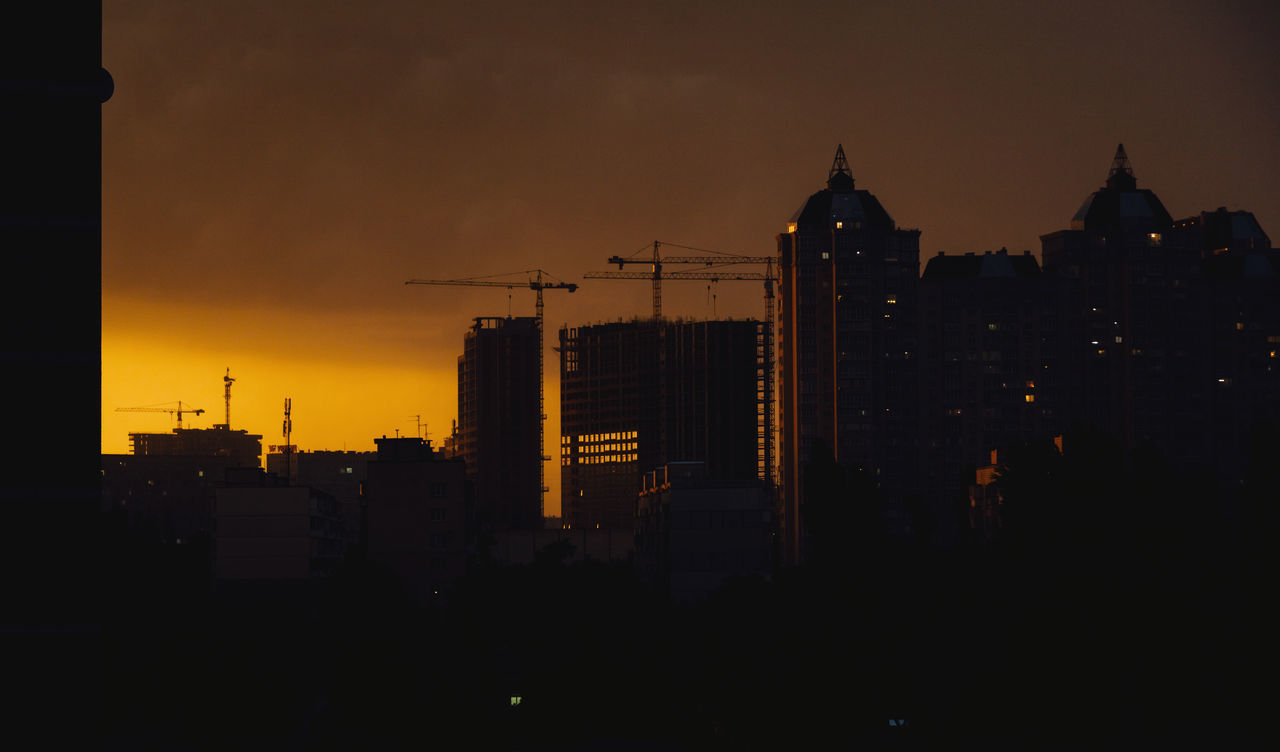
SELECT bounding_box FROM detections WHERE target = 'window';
[430,482,447,498]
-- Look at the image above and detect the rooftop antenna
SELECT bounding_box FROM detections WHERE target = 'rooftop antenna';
[409,414,426,439]
[282,397,293,483]
[223,368,235,428]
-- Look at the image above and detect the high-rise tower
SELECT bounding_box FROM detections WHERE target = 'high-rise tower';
[777,145,922,564]
[457,316,542,534]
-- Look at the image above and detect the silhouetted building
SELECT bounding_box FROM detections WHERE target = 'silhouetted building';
[559,318,763,531]
[101,453,240,546]
[1040,145,1279,480]
[267,449,375,553]
[213,468,343,582]
[777,145,921,563]
[129,426,263,469]
[458,316,542,534]
[917,249,1050,544]
[1173,207,1279,484]
[364,437,468,601]
[265,444,297,483]
[772,143,1276,557]
[3,4,111,661]
[635,462,772,602]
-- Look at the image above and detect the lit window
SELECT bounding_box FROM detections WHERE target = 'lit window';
[886,295,897,305]
[1148,232,1162,246]
[1024,394,1035,403]
[821,252,830,260]
[1115,336,1123,344]
[836,221,843,229]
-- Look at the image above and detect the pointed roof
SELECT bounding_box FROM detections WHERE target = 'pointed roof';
[789,146,894,231]
[827,144,855,191]
[1105,143,1137,190]
[1070,144,1171,231]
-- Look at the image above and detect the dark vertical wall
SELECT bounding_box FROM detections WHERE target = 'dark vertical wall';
[0,2,109,742]
[459,317,542,533]
[1,1,108,612]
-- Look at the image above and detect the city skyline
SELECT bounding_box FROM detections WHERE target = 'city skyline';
[101,1,1280,515]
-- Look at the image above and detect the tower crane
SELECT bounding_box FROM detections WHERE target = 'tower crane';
[223,368,235,428]
[601,240,774,319]
[405,269,578,518]
[584,243,778,485]
[114,401,206,429]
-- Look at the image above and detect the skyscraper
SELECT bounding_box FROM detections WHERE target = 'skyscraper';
[1041,145,1278,481]
[457,316,542,534]
[777,145,922,563]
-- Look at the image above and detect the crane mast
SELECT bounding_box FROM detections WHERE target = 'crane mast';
[405,269,577,520]
[585,245,778,486]
[223,368,235,429]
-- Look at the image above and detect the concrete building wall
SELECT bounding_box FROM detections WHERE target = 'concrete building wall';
[364,437,468,601]
[636,463,772,602]
[458,316,542,533]
[559,318,762,533]
[130,426,263,469]
[213,485,343,581]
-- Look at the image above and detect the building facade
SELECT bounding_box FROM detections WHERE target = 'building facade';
[917,249,1051,544]
[129,426,263,469]
[559,318,763,531]
[777,145,922,563]
[213,469,344,582]
[635,462,772,602]
[777,143,1276,557]
[457,316,542,534]
[364,437,469,601]
[1040,145,1279,481]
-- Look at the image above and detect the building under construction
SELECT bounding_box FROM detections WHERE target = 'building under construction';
[128,426,264,469]
[559,318,765,531]
[457,316,542,533]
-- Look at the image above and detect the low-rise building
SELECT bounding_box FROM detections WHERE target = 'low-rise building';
[636,462,772,603]
[213,468,344,582]
[364,437,468,602]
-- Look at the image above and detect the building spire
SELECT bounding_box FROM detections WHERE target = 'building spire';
[1106,142,1137,190]
[827,144,854,190]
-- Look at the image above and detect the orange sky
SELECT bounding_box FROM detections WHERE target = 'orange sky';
[102,1,1280,515]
